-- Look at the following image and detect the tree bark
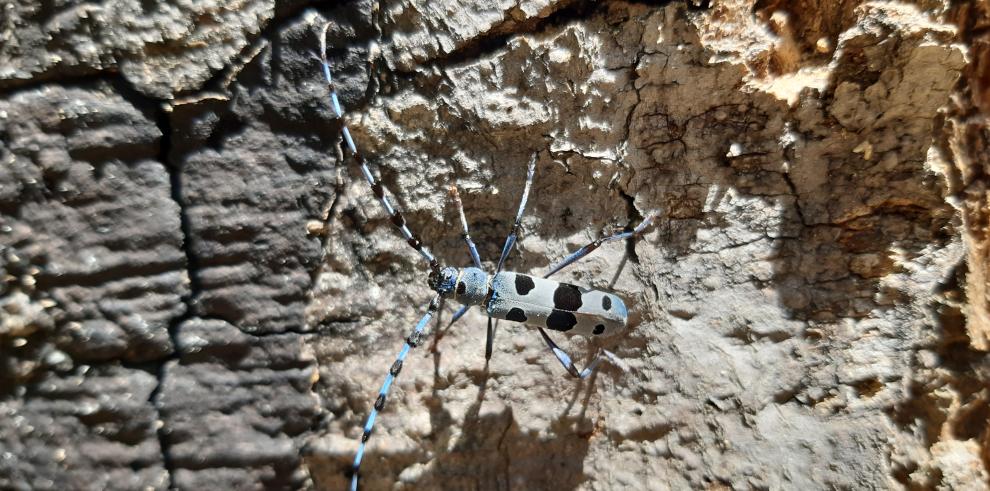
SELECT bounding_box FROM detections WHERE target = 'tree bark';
[1,1,987,490]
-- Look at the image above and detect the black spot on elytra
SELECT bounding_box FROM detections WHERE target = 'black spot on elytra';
[456,282,466,295]
[553,284,583,311]
[506,308,527,323]
[593,324,605,335]
[546,310,577,331]
[602,295,612,311]
[514,274,535,295]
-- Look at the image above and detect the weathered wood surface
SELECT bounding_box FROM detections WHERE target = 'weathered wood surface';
[1,1,987,489]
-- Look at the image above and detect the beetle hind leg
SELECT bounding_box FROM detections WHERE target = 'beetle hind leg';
[536,327,626,378]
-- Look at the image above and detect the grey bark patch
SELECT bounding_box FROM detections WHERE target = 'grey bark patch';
[159,319,320,489]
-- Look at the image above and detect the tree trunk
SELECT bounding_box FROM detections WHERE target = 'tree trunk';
[1,1,987,490]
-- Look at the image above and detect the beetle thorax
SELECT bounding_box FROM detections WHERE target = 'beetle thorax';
[445,267,490,306]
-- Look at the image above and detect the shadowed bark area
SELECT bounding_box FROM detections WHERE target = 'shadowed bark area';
[0,1,987,490]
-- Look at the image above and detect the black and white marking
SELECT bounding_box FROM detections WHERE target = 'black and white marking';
[487,272,628,337]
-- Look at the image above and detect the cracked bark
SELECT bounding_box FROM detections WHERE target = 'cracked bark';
[1,1,989,490]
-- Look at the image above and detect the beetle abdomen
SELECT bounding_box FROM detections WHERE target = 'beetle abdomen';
[486,272,627,337]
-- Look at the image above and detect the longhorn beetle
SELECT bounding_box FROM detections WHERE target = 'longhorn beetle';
[316,23,656,491]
